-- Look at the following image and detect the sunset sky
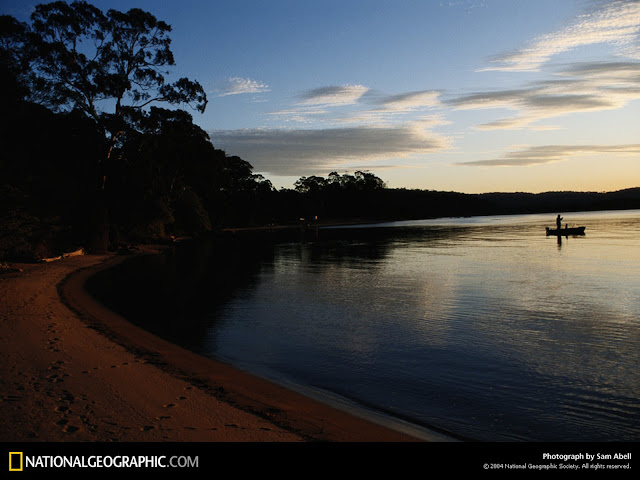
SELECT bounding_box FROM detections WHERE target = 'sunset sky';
[3,0,639,193]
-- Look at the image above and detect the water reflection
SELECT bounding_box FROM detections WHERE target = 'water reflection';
[90,211,640,441]
[86,232,280,351]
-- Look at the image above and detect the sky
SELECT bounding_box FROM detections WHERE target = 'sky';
[2,0,639,193]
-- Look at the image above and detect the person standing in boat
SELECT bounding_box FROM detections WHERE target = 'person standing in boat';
[556,214,563,230]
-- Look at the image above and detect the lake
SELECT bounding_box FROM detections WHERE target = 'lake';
[88,209,640,442]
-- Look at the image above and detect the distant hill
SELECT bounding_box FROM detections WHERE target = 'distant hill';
[294,187,640,224]
[476,188,640,216]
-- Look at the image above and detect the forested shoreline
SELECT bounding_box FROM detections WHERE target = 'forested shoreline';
[1,2,639,262]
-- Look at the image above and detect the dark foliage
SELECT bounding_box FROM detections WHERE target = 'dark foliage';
[0,3,265,259]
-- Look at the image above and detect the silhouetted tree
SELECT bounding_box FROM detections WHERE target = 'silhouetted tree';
[106,106,276,235]
[25,2,206,132]
[289,171,386,221]
[354,170,386,191]
[12,1,207,250]
[294,175,327,194]
[0,15,30,106]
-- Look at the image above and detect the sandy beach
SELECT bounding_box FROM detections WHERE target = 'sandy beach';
[0,247,424,442]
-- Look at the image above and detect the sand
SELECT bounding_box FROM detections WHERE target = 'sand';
[0,248,425,442]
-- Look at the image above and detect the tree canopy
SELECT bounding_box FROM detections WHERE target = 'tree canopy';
[22,1,207,134]
[294,171,385,194]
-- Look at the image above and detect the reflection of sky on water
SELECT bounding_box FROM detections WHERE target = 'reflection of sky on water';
[87,210,638,440]
[207,211,640,440]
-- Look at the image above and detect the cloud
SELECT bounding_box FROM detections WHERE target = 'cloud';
[482,0,640,72]
[340,90,443,124]
[212,77,270,96]
[374,90,442,111]
[267,84,370,124]
[448,61,640,129]
[447,88,532,110]
[266,107,330,124]
[562,60,640,78]
[272,86,443,125]
[297,85,369,106]
[457,144,640,167]
[209,122,449,176]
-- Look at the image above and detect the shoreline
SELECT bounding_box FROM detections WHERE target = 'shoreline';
[0,246,438,442]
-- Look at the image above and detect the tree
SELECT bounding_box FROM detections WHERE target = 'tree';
[14,1,207,250]
[26,2,207,127]
[294,175,327,194]
[0,15,30,105]
[107,107,214,239]
[354,170,386,191]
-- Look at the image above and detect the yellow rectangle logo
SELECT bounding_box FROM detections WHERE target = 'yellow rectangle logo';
[9,452,23,472]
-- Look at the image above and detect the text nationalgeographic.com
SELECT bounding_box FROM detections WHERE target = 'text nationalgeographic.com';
[9,452,198,470]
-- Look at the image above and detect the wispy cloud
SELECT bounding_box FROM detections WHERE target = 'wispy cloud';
[482,0,640,72]
[268,84,369,124]
[297,85,369,106]
[448,61,640,129]
[342,90,443,125]
[210,122,450,176]
[266,107,330,124]
[374,90,442,111]
[211,76,270,97]
[271,86,443,126]
[457,144,640,167]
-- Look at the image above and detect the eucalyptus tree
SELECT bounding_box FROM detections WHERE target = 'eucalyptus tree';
[15,1,207,249]
[0,15,30,102]
[27,1,207,179]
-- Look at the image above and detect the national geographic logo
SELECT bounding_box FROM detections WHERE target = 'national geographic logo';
[9,452,23,471]
[7,451,198,470]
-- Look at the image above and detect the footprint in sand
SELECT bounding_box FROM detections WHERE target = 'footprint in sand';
[56,418,81,433]
[80,415,98,433]
[46,374,63,383]
[110,362,130,368]
[59,391,75,404]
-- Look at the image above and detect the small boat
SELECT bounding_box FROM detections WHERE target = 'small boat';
[545,226,586,236]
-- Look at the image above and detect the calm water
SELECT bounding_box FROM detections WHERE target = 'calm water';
[89,210,640,442]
